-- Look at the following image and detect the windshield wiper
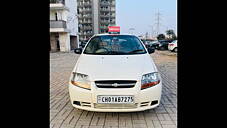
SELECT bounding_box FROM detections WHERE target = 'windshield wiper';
[86,50,145,55]
[128,49,145,53]
[90,51,126,55]
[109,51,127,55]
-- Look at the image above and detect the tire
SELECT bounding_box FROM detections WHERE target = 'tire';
[173,47,177,52]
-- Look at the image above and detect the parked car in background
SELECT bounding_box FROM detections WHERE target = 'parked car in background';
[157,40,173,50]
[144,41,152,48]
[168,40,177,52]
[150,40,159,49]
[142,40,159,49]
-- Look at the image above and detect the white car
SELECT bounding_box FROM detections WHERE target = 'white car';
[69,34,162,112]
[168,40,177,52]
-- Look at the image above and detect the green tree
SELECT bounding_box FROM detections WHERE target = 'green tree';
[157,34,165,40]
[166,29,177,40]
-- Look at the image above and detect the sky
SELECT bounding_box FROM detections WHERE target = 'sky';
[116,0,177,37]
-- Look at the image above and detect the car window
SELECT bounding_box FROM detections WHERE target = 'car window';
[145,41,151,45]
[83,35,147,55]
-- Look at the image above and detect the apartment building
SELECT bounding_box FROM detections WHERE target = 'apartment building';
[77,0,116,43]
[50,0,79,52]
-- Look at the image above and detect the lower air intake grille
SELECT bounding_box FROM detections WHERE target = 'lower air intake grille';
[94,103,138,109]
[81,102,91,107]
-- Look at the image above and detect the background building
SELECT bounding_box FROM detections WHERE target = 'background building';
[77,0,116,43]
[50,0,79,52]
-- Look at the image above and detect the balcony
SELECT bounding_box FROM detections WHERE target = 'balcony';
[50,20,69,32]
[50,0,65,4]
[78,9,83,12]
[84,2,92,6]
[100,14,111,18]
[78,15,92,20]
[83,14,92,18]
[78,3,83,7]
[100,8,110,12]
[81,20,92,23]
[100,2,111,6]
[100,20,110,23]
[81,26,92,30]
[50,0,69,11]
[80,32,93,36]
[79,37,91,41]
[83,8,92,12]
[50,20,66,28]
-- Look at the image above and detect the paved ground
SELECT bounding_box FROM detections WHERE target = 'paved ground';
[50,50,177,128]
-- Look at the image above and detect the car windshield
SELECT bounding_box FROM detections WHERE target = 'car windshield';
[83,35,147,55]
[160,40,169,44]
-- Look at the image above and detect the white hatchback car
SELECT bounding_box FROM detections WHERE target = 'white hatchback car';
[69,34,162,112]
[168,40,177,52]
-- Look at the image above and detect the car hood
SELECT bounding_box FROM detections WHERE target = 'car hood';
[73,54,157,81]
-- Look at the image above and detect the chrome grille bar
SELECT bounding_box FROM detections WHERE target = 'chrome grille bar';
[95,80,137,88]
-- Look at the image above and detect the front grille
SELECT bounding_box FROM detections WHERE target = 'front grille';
[94,103,138,109]
[95,80,137,88]
[73,101,91,107]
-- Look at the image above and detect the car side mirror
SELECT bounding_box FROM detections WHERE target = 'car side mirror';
[74,48,82,54]
[148,47,155,54]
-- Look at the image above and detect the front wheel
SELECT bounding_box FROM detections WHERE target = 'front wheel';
[173,47,177,52]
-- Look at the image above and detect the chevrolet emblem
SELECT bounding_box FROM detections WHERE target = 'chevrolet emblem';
[112,83,118,87]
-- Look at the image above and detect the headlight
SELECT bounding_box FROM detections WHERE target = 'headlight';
[70,72,91,90]
[141,72,160,90]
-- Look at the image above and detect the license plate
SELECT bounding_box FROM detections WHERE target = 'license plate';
[97,95,134,104]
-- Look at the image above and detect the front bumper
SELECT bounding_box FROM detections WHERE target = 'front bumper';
[68,82,162,112]
[71,103,159,112]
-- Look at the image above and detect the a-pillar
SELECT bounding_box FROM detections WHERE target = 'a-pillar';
[59,32,70,52]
